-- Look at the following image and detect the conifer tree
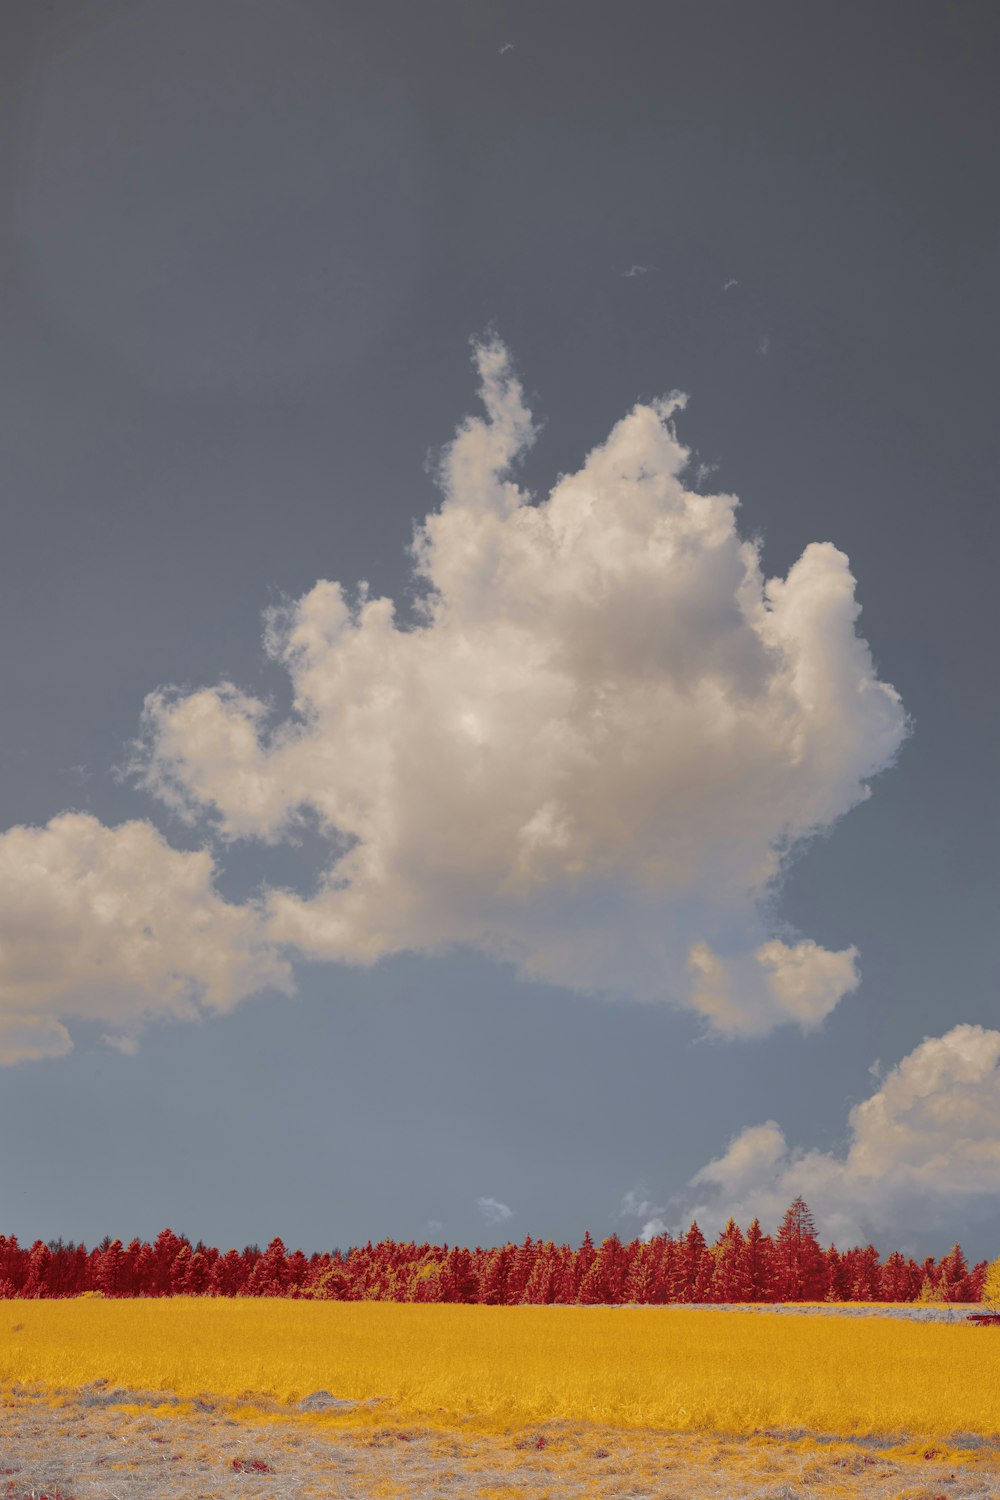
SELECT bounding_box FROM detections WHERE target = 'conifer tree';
[968,1260,988,1303]
[822,1244,847,1302]
[739,1217,774,1302]
[710,1219,748,1302]
[170,1242,193,1294]
[623,1242,656,1304]
[650,1235,676,1303]
[772,1198,826,1301]
[844,1243,882,1301]
[598,1234,627,1303]
[151,1229,184,1296]
[552,1246,577,1304]
[444,1245,479,1303]
[478,1246,512,1305]
[523,1243,557,1305]
[211,1248,244,1296]
[95,1239,125,1297]
[936,1244,972,1302]
[879,1250,912,1303]
[245,1237,290,1296]
[23,1242,51,1298]
[506,1236,538,1304]
[673,1221,712,1303]
[917,1255,939,1298]
[573,1230,596,1295]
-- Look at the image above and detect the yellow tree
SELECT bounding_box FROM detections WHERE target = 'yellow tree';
[982,1254,1000,1310]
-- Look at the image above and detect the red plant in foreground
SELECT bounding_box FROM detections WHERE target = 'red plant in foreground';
[9,1493,76,1500]
[231,1457,273,1473]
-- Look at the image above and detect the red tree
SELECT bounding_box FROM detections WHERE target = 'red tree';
[842,1244,882,1301]
[936,1244,974,1302]
[710,1219,749,1302]
[739,1218,774,1302]
[879,1250,913,1302]
[772,1198,826,1301]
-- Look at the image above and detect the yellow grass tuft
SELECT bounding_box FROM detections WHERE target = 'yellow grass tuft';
[1,1299,998,1439]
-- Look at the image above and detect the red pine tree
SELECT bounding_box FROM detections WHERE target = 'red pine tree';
[842,1243,882,1301]
[936,1244,973,1302]
[823,1244,848,1302]
[738,1218,774,1302]
[879,1250,913,1303]
[772,1198,826,1301]
[710,1219,749,1302]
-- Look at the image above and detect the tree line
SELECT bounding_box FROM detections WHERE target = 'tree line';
[0,1199,990,1303]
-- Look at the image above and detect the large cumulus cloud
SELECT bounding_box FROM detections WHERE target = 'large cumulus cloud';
[131,338,907,1036]
[0,813,290,1063]
[668,1025,1000,1245]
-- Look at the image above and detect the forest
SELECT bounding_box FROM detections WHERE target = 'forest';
[0,1199,989,1304]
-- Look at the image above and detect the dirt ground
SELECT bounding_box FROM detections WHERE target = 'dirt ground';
[2,1383,1000,1500]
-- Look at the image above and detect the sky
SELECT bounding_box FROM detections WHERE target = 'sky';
[1,0,999,1262]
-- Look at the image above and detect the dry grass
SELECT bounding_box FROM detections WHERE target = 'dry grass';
[2,1298,1000,1441]
[2,1385,1000,1500]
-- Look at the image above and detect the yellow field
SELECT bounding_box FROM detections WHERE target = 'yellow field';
[2,1299,998,1440]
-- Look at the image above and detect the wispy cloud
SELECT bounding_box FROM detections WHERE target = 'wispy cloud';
[722,278,738,291]
[620,1190,669,1242]
[624,264,653,278]
[476,1196,514,1226]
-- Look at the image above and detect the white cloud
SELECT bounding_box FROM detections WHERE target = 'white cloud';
[687,938,860,1037]
[132,337,907,1037]
[621,1190,669,1242]
[0,813,291,1063]
[0,1015,73,1067]
[679,1024,1000,1244]
[476,1195,513,1226]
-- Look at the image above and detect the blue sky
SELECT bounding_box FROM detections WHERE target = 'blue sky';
[1,0,998,1261]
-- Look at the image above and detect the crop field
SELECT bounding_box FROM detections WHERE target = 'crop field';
[2,1300,1000,1498]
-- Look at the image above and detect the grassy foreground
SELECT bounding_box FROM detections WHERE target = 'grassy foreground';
[2,1299,998,1439]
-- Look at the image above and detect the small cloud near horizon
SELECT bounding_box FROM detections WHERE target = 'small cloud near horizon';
[476,1195,514,1226]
